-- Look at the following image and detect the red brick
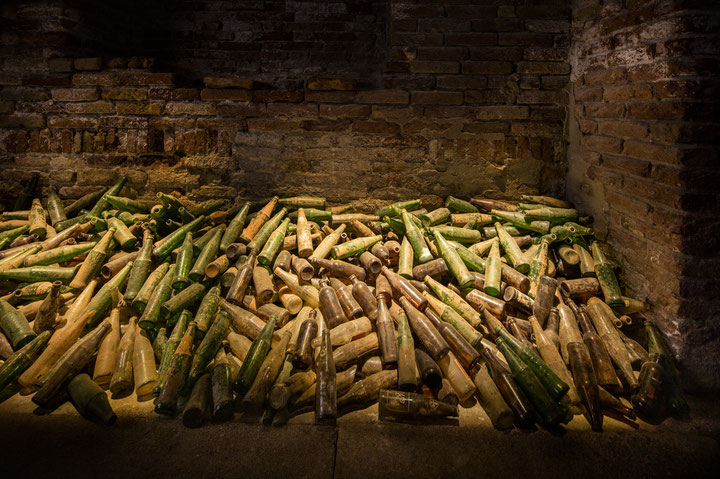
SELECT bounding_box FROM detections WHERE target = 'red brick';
[498,32,553,46]
[64,101,114,114]
[475,106,529,120]
[417,47,467,62]
[418,19,470,33]
[200,89,252,101]
[356,90,409,105]
[464,90,514,104]
[47,117,99,129]
[74,57,102,71]
[603,84,653,101]
[253,90,304,102]
[626,102,684,120]
[602,154,652,178]
[578,118,598,134]
[469,47,523,61]
[267,104,318,118]
[307,78,357,91]
[584,102,625,119]
[390,33,444,47]
[300,119,351,132]
[517,90,566,104]
[436,76,487,90]
[606,189,652,217]
[148,88,200,101]
[462,61,513,75]
[583,135,623,154]
[51,88,98,102]
[248,119,302,131]
[116,102,164,115]
[517,61,570,75]
[305,91,355,103]
[371,106,415,120]
[166,102,216,116]
[583,67,627,85]
[623,140,682,165]
[216,103,267,118]
[574,86,603,102]
[352,121,400,135]
[411,91,463,105]
[409,61,460,74]
[598,120,648,139]
[203,77,253,89]
[462,122,510,134]
[510,122,563,137]
[445,33,497,46]
[101,88,148,101]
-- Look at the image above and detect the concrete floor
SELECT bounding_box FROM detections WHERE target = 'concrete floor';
[0,393,718,478]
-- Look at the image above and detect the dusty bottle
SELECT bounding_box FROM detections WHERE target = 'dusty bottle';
[415,348,442,389]
[330,277,364,320]
[138,263,177,332]
[423,293,483,350]
[154,321,198,416]
[309,223,345,260]
[274,267,319,307]
[481,346,535,428]
[433,230,474,289]
[32,320,111,409]
[496,337,566,429]
[532,275,557,325]
[591,242,624,308]
[226,248,258,305]
[530,317,580,406]
[123,230,153,303]
[319,279,347,329]
[585,297,639,391]
[187,309,231,392]
[68,227,115,290]
[133,326,158,401]
[194,285,221,337]
[333,332,378,370]
[567,341,603,431]
[109,317,137,399]
[315,313,337,424]
[242,330,291,416]
[153,310,191,396]
[351,275,378,321]
[239,197,278,244]
[172,232,194,291]
[67,374,117,426]
[397,237,414,278]
[0,299,37,350]
[331,234,382,260]
[189,227,222,282]
[291,254,315,281]
[379,389,458,421]
[131,263,169,313]
[436,351,476,403]
[295,208,313,258]
[381,266,427,311]
[31,281,62,334]
[395,307,420,392]
[233,315,277,395]
[220,201,250,251]
[293,311,319,370]
[183,373,212,428]
[310,256,365,281]
[92,307,121,389]
[401,211,433,263]
[337,369,397,409]
[28,198,47,240]
[0,330,50,392]
[269,369,316,410]
[375,275,398,368]
[211,349,235,422]
[330,316,372,347]
[631,353,667,423]
[423,276,483,330]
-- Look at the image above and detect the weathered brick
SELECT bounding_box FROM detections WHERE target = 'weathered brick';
[116,102,165,115]
[216,103,267,118]
[583,135,623,154]
[305,91,356,103]
[418,19,470,33]
[371,105,415,120]
[517,61,570,75]
[356,90,410,105]
[464,90,514,104]
[47,58,74,73]
[300,119,351,132]
[475,106,529,120]
[623,140,682,165]
[417,47,467,62]
[64,101,114,114]
[166,102,216,116]
[411,91,463,105]
[307,78,357,91]
[51,88,99,102]
[469,47,523,62]
[604,84,653,101]
[626,102,684,120]
[319,104,372,119]
[101,88,148,101]
[352,121,401,135]
[583,67,627,85]
[462,122,510,134]
[148,88,200,101]
[74,57,103,71]
[409,61,460,74]
[445,33,497,46]
[498,32,553,46]
[462,61,513,75]
[203,77,254,89]
[517,90,566,104]
[200,89,252,101]
[253,90,304,102]
[391,33,444,47]
[266,103,318,118]
[584,102,625,119]
[598,120,648,139]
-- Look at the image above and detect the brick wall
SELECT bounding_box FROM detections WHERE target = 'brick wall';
[0,0,571,208]
[568,0,720,391]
